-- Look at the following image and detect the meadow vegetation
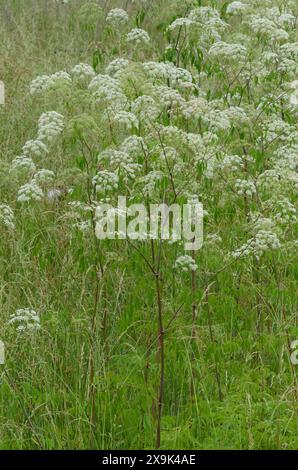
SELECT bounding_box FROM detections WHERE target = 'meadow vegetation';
[0,0,297,449]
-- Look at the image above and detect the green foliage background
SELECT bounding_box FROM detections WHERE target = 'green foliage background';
[0,0,297,449]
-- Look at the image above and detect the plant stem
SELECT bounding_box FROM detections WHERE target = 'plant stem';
[190,249,197,398]
[155,270,164,449]
[205,281,223,402]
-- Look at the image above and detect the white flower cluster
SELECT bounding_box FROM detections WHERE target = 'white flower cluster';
[232,230,281,260]
[182,97,208,120]
[17,181,44,203]
[206,233,222,245]
[108,150,141,179]
[266,197,297,225]
[221,155,244,172]
[184,100,229,129]
[260,116,295,146]
[225,106,249,126]
[154,85,185,110]
[174,255,198,272]
[8,308,41,333]
[288,80,298,107]
[250,215,276,233]
[113,111,139,130]
[279,42,298,62]
[188,6,227,31]
[106,8,128,27]
[257,169,281,192]
[89,74,127,110]
[120,135,147,157]
[159,146,178,164]
[143,61,193,88]
[13,111,63,205]
[273,144,298,172]
[92,171,119,193]
[208,110,232,132]
[29,75,50,94]
[126,28,150,45]
[248,15,288,42]
[131,95,160,122]
[30,71,72,94]
[226,2,249,15]
[235,179,256,196]
[184,6,227,45]
[33,169,55,183]
[167,18,194,32]
[105,58,130,77]
[44,70,72,86]
[22,139,48,158]
[11,155,36,173]
[0,204,15,230]
[208,41,247,62]
[137,170,164,196]
[266,7,295,28]
[71,63,95,81]
[38,111,64,142]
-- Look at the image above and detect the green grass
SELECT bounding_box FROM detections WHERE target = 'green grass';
[0,0,298,450]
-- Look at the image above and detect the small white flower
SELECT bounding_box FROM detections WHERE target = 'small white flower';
[106,8,128,27]
[9,308,41,333]
[17,182,44,203]
[71,63,95,81]
[30,71,71,94]
[232,231,281,261]
[174,255,198,272]
[113,111,139,130]
[33,169,55,183]
[30,75,51,94]
[131,95,160,122]
[0,204,15,230]
[11,155,36,173]
[22,139,48,158]
[105,58,130,77]
[38,111,64,142]
[208,42,247,62]
[168,18,194,31]
[92,171,119,193]
[235,179,256,197]
[126,28,150,45]
[226,2,249,15]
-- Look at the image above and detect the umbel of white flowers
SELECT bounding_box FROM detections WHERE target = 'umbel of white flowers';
[9,309,40,333]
